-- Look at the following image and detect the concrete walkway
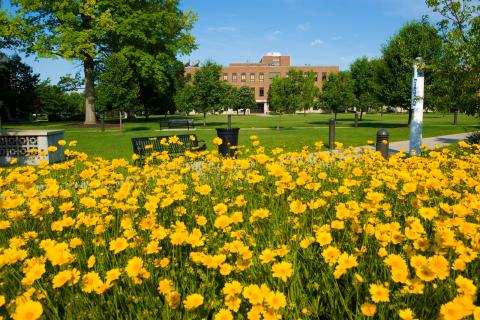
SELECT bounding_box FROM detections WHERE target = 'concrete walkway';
[351,132,474,156]
[387,132,472,154]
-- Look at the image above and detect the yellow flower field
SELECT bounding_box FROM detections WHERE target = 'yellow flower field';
[1,138,480,319]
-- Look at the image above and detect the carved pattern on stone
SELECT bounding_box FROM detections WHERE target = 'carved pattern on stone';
[0,136,39,157]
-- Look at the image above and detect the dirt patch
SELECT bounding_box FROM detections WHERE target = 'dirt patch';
[70,124,121,129]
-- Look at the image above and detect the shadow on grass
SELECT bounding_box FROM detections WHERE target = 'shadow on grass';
[124,126,151,132]
[357,122,409,128]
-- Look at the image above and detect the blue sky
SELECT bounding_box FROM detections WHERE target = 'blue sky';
[3,0,437,83]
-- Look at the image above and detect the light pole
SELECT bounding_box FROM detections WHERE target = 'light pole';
[409,57,424,156]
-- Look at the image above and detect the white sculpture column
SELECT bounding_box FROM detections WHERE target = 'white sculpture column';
[409,57,424,156]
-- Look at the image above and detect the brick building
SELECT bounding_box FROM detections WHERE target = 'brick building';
[185,52,339,114]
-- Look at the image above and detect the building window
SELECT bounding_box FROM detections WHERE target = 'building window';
[259,87,264,97]
[322,72,327,81]
[250,87,255,94]
[259,73,264,82]
[223,73,228,81]
[250,73,255,82]
[232,73,237,82]
[314,72,318,81]
[269,72,280,83]
[241,73,246,82]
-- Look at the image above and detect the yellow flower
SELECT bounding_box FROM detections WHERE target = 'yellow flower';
[289,200,307,214]
[183,293,204,310]
[455,276,477,296]
[81,272,103,293]
[158,279,174,295]
[360,303,377,317]
[195,184,212,195]
[265,291,286,310]
[10,158,18,165]
[271,261,293,282]
[105,269,121,284]
[87,255,96,268]
[0,295,5,307]
[68,140,77,147]
[196,215,207,226]
[58,140,66,146]
[369,284,389,303]
[223,281,243,297]
[125,257,144,279]
[109,237,129,254]
[166,291,181,309]
[12,300,43,320]
[213,137,223,145]
[214,309,233,320]
[214,203,228,215]
[47,146,57,152]
[399,308,416,320]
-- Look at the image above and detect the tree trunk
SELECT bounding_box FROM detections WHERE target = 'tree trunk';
[360,109,364,120]
[84,57,97,124]
[334,110,338,120]
[407,107,412,125]
[203,112,206,126]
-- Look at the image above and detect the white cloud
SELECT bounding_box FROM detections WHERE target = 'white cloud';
[331,36,342,41]
[267,30,281,41]
[296,23,310,32]
[309,39,325,46]
[207,26,237,32]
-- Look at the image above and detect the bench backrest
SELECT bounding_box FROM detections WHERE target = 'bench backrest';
[132,134,199,156]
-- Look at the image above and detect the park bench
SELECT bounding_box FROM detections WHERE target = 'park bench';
[131,134,206,162]
[159,118,195,130]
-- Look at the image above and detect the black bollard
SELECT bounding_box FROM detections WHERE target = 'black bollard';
[354,112,359,128]
[454,109,459,125]
[376,129,389,159]
[329,118,335,150]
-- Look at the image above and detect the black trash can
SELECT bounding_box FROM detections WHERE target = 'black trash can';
[216,128,240,157]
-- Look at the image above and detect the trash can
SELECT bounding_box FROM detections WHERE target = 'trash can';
[216,128,240,157]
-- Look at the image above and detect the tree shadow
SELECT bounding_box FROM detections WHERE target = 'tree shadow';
[124,126,151,132]
[357,123,409,128]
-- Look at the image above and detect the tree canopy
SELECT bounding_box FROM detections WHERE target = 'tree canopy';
[268,69,318,115]
[96,53,140,117]
[350,57,383,119]
[425,0,480,116]
[380,19,443,123]
[320,71,356,119]
[231,86,256,113]
[3,0,197,124]
[0,52,39,120]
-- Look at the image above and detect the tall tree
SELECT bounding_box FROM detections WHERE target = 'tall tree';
[0,53,39,120]
[268,69,308,115]
[380,19,443,124]
[231,86,256,114]
[174,82,199,115]
[300,71,320,115]
[320,72,356,120]
[104,2,195,117]
[350,57,383,119]
[35,80,84,118]
[192,61,226,126]
[4,0,196,124]
[425,0,480,116]
[96,53,140,118]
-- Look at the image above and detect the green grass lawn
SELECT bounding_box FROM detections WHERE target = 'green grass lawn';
[3,112,479,159]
